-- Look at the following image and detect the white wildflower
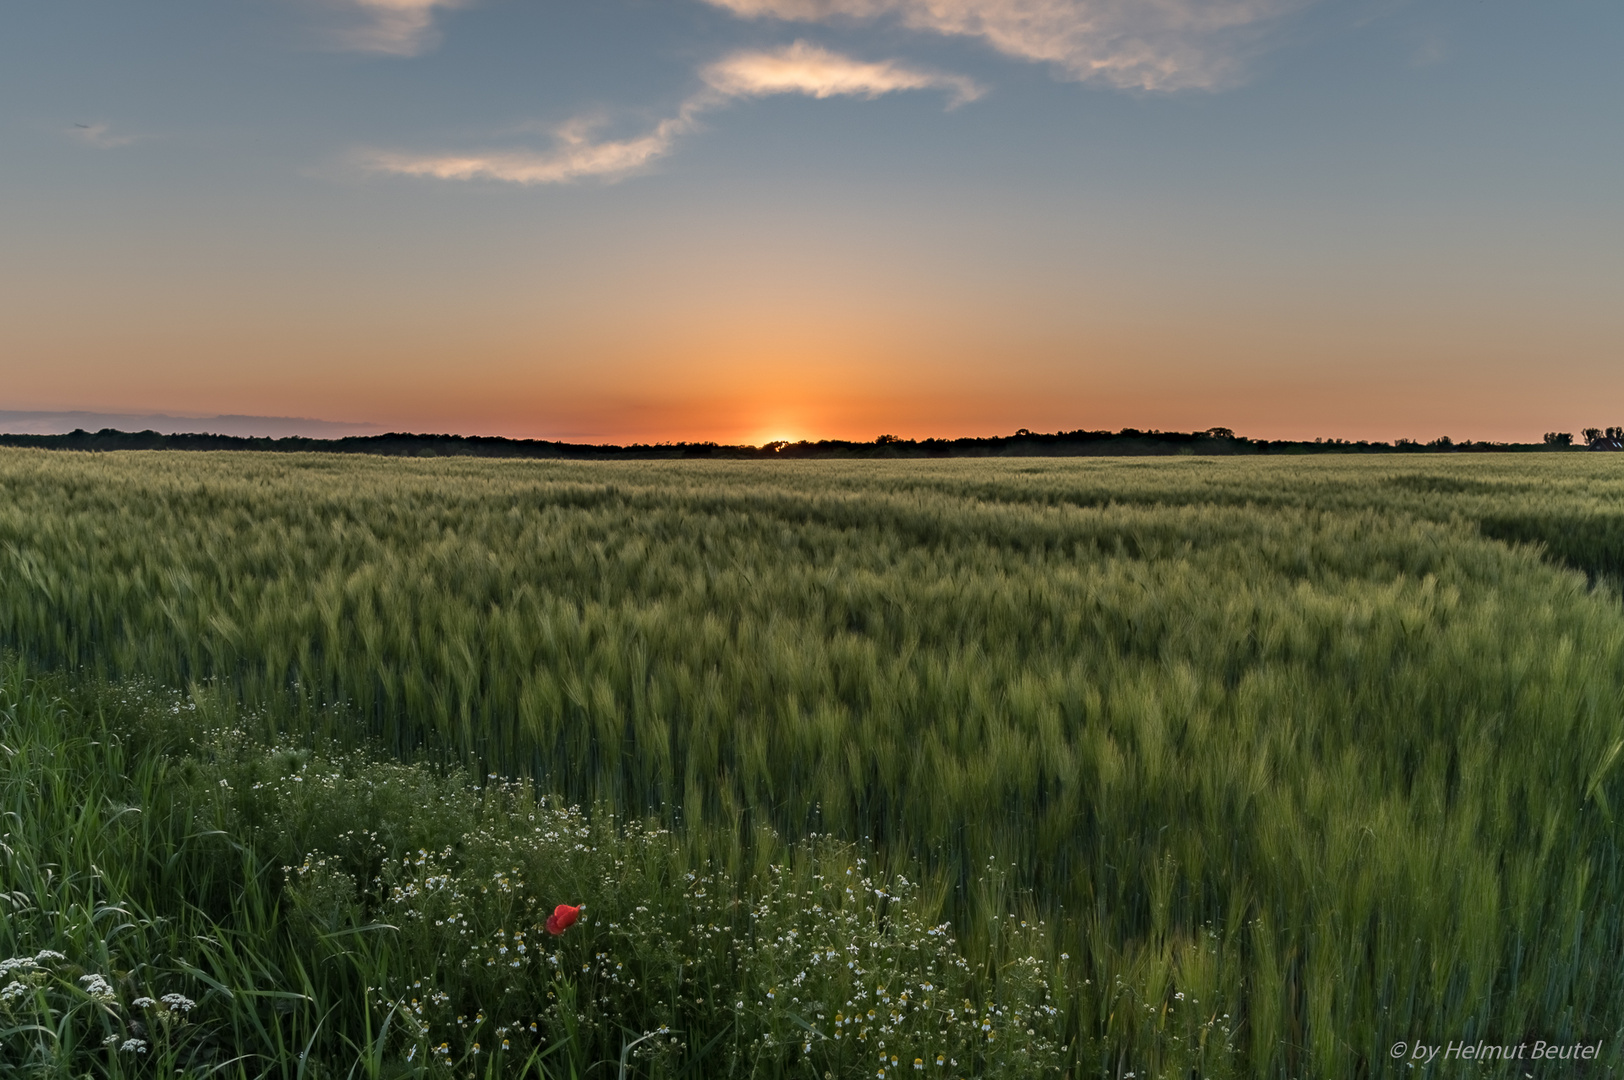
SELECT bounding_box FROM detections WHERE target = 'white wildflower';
[79,974,116,1002]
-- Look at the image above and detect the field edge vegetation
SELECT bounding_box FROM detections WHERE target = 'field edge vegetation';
[0,662,1071,1078]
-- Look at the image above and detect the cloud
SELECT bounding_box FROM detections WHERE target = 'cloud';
[68,122,137,148]
[703,40,982,106]
[699,0,1304,91]
[365,43,977,185]
[362,108,703,184]
[327,0,466,56]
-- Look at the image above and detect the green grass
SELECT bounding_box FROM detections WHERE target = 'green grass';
[0,667,1062,1079]
[3,450,1624,1077]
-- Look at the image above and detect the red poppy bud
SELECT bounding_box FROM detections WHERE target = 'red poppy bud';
[546,904,580,935]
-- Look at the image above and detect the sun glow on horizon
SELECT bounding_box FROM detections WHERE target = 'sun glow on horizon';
[751,421,806,448]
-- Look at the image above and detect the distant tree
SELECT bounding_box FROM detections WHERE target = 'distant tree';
[1203,427,1235,439]
[1583,428,1604,446]
[1014,428,1033,437]
[1611,427,1624,441]
[1428,435,1454,448]
[874,434,902,445]
[1544,432,1574,446]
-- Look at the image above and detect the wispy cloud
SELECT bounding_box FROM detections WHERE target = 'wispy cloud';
[703,40,982,106]
[361,105,707,184]
[364,43,977,185]
[68,122,137,148]
[326,0,467,56]
[700,0,1304,91]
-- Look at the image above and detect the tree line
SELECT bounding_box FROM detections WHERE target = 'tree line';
[0,425,1612,459]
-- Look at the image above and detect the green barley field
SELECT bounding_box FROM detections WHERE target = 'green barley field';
[4,449,1624,1079]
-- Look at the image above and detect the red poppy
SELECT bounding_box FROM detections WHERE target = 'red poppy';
[545,904,580,935]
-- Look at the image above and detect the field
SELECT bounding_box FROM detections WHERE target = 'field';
[3,449,1624,1078]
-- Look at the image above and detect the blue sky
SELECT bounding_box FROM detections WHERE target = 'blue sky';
[2,1,1621,442]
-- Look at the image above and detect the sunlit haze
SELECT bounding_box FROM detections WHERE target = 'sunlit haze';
[3,2,1620,443]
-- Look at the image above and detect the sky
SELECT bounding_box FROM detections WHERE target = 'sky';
[1,0,1620,445]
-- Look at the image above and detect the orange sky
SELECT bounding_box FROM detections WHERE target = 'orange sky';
[2,1,1621,445]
